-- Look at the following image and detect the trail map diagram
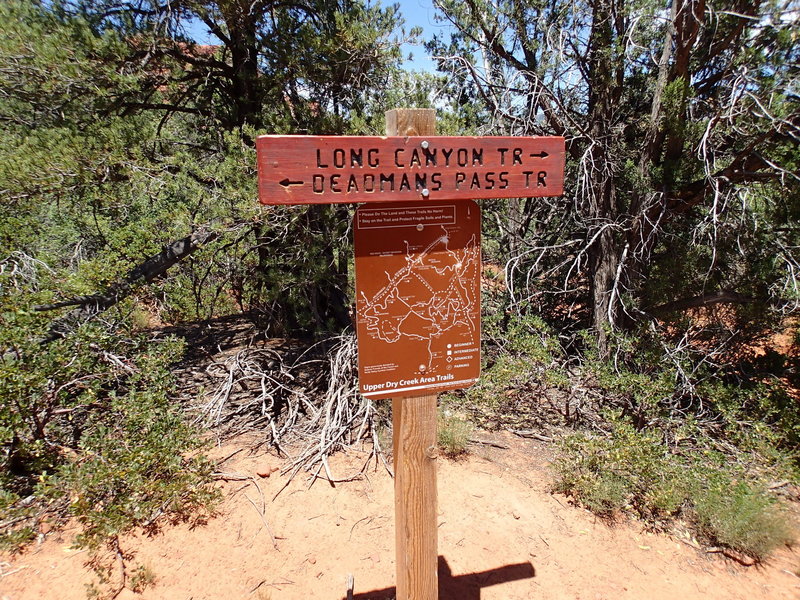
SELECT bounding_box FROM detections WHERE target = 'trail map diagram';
[360,229,478,348]
[354,202,481,399]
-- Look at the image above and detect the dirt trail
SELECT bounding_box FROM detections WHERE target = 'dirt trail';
[2,431,798,600]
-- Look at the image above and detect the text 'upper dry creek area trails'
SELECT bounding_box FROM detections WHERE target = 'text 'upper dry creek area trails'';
[257,135,564,204]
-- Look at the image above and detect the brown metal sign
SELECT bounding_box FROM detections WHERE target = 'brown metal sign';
[256,135,564,204]
[354,201,481,399]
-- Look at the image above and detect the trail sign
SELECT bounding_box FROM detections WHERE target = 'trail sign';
[254,109,567,600]
[354,201,481,400]
[256,135,564,205]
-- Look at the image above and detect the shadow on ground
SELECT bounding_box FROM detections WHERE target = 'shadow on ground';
[345,555,536,599]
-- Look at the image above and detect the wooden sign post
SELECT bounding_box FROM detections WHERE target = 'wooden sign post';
[385,108,440,600]
[256,110,565,600]
[256,133,565,205]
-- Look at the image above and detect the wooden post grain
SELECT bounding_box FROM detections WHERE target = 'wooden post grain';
[385,108,436,139]
[392,394,439,600]
[386,108,439,600]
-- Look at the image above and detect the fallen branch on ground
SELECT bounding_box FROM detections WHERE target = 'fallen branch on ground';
[191,333,386,491]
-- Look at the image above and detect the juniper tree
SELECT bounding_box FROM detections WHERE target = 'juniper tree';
[430,0,799,353]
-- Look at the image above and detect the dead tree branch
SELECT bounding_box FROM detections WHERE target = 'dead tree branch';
[35,225,238,343]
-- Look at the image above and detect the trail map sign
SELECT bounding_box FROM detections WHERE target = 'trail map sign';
[354,201,481,400]
[256,135,564,204]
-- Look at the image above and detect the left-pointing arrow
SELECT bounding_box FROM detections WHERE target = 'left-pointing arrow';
[279,178,304,187]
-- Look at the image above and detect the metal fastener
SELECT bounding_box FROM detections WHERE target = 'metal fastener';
[421,140,429,149]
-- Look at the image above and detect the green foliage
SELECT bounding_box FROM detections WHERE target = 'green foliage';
[0,1,137,131]
[472,317,800,560]
[698,377,800,457]
[129,564,157,593]
[0,521,36,551]
[444,311,566,426]
[0,0,409,334]
[438,410,473,458]
[42,358,218,550]
[692,478,793,561]
[552,418,686,518]
[552,418,793,560]
[577,325,800,469]
[503,313,561,361]
[430,0,800,358]
[0,0,415,555]
[0,252,216,551]
[584,331,677,424]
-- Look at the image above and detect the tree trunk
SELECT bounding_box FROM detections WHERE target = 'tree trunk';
[588,192,619,354]
[586,0,620,355]
[222,4,262,130]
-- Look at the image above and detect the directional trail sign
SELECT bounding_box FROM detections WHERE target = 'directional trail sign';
[354,201,481,400]
[256,135,564,204]
[256,110,566,600]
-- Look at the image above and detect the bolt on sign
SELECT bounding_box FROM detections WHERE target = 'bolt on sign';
[353,201,481,399]
[256,135,564,205]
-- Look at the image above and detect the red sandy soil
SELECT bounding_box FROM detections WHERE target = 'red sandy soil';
[2,431,798,600]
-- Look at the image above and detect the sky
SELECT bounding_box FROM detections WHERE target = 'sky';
[395,0,445,72]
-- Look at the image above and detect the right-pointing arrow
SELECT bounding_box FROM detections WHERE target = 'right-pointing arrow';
[529,151,549,159]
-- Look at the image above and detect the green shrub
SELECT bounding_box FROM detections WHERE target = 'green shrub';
[553,418,794,559]
[0,522,35,550]
[44,384,218,549]
[438,411,473,458]
[129,563,157,593]
[551,419,687,518]
[699,378,800,458]
[444,312,571,428]
[0,266,217,551]
[691,477,793,560]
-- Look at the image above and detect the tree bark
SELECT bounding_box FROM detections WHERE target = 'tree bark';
[221,2,263,130]
[586,0,620,354]
[649,290,759,315]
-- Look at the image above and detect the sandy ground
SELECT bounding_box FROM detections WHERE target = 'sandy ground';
[2,431,798,600]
